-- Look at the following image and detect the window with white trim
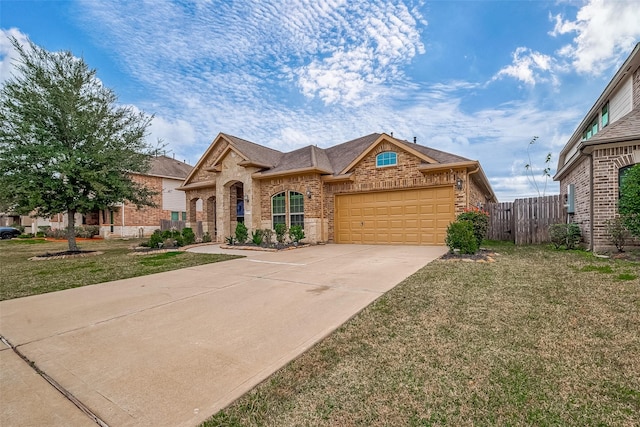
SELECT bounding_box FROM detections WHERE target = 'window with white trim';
[376,151,397,167]
[271,191,304,229]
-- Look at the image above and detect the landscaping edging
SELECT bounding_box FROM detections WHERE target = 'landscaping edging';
[220,243,310,252]
[29,251,104,261]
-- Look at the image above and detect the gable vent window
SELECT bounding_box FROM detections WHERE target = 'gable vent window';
[376,151,397,167]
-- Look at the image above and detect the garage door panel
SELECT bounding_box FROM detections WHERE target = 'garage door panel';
[335,187,454,245]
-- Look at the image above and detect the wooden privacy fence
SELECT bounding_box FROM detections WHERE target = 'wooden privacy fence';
[486,195,565,245]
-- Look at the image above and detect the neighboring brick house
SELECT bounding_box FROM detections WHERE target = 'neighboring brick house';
[45,155,201,238]
[554,42,640,251]
[179,132,497,245]
[97,155,201,238]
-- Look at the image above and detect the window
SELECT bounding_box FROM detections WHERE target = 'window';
[602,102,609,128]
[272,192,286,227]
[376,151,397,167]
[171,211,179,221]
[271,191,304,229]
[182,211,187,221]
[289,192,304,228]
[582,117,599,140]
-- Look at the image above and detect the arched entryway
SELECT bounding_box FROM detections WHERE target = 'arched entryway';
[206,196,216,240]
[221,181,245,238]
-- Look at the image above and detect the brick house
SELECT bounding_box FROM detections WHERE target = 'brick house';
[179,132,497,245]
[554,42,640,251]
[44,155,200,238]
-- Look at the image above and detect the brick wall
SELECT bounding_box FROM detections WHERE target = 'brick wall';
[560,156,592,247]
[591,144,640,250]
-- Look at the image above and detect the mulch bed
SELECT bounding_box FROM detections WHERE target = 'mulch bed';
[220,243,310,252]
[29,250,103,261]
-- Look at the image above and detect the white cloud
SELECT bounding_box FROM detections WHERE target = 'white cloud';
[0,28,30,84]
[493,47,557,86]
[550,0,640,75]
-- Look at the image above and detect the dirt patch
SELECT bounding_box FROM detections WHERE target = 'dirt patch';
[439,249,498,263]
[29,250,103,261]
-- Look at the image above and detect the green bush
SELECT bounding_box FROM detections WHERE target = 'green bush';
[181,227,196,245]
[445,220,478,254]
[235,222,248,244]
[619,164,640,239]
[225,235,236,245]
[549,223,581,250]
[202,231,212,243]
[456,208,489,247]
[274,223,287,244]
[288,225,305,243]
[35,231,45,238]
[251,229,264,245]
[148,230,163,248]
[605,217,629,252]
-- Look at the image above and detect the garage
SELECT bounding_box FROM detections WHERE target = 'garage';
[334,186,455,245]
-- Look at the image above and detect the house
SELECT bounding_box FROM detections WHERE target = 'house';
[41,155,201,238]
[178,132,497,245]
[554,42,640,251]
[94,155,200,238]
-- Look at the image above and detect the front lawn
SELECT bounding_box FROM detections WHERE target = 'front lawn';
[0,238,240,301]
[206,242,640,426]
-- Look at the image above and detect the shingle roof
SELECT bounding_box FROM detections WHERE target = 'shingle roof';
[148,155,193,179]
[223,133,284,167]
[210,132,474,177]
[585,108,640,144]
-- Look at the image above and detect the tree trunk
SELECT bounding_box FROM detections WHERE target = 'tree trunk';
[67,209,79,252]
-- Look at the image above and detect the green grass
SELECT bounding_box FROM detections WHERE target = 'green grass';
[0,238,240,301]
[204,242,640,427]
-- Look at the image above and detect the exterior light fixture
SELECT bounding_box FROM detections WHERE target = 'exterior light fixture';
[244,195,249,203]
[455,177,463,190]
[306,188,312,199]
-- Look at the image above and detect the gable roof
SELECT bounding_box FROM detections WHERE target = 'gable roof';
[146,155,193,179]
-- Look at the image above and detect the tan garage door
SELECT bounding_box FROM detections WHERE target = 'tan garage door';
[335,187,454,245]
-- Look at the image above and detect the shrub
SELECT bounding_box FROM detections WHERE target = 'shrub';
[274,223,287,244]
[225,235,236,245]
[181,227,196,245]
[202,231,212,243]
[262,229,274,246]
[619,164,640,239]
[549,223,581,250]
[75,225,99,238]
[605,217,630,252]
[148,230,164,248]
[235,222,248,244]
[35,231,46,238]
[457,208,489,247]
[289,225,305,243]
[251,229,264,245]
[445,220,478,254]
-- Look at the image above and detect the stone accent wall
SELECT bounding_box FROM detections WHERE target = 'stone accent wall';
[559,156,592,247]
[591,143,640,250]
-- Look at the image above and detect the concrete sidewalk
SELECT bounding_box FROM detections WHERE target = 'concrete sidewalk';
[0,244,446,426]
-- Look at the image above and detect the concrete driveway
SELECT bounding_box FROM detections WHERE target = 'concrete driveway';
[0,244,446,427]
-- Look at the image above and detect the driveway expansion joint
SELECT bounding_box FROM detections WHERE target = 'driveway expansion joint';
[0,335,109,427]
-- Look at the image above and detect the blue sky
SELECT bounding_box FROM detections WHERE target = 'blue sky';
[2,0,639,201]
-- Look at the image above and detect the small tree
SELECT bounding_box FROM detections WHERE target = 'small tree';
[619,164,640,239]
[235,222,248,244]
[0,37,155,252]
[524,136,552,197]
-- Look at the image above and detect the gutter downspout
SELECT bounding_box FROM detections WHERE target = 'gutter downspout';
[121,202,125,237]
[466,165,481,207]
[588,153,594,252]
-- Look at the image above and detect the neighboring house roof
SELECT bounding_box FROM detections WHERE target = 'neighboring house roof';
[146,155,193,180]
